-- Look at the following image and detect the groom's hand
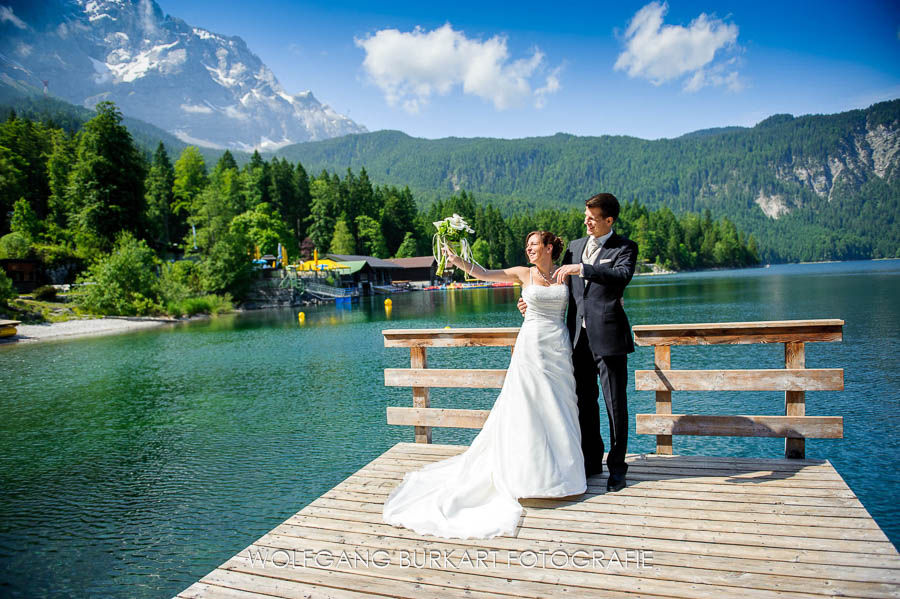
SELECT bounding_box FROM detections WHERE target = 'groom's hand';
[553,263,581,283]
[517,297,527,317]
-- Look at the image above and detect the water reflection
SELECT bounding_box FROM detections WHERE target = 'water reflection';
[0,260,898,598]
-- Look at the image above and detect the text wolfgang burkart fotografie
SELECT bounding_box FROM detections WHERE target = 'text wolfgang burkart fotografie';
[247,547,653,570]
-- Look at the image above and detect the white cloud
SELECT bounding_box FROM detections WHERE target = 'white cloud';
[356,23,559,112]
[0,5,27,29]
[684,58,743,92]
[614,2,741,92]
[534,66,562,108]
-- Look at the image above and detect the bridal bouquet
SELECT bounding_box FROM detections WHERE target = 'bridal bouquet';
[433,213,478,279]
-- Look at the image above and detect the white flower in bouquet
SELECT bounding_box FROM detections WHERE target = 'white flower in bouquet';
[432,214,479,278]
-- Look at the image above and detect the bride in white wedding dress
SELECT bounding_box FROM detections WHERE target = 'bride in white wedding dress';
[382,231,587,539]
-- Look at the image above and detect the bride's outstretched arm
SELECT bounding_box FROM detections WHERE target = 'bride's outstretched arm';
[443,247,527,284]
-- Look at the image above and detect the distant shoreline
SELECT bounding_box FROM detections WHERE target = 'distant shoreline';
[3,258,896,346]
[0,316,178,346]
[635,257,900,277]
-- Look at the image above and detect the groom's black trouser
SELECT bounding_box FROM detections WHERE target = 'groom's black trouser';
[573,333,629,477]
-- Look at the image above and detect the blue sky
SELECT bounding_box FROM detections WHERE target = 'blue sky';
[156,0,900,140]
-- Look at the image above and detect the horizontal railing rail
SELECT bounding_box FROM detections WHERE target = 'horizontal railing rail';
[383,319,845,457]
[383,328,518,443]
[632,319,844,459]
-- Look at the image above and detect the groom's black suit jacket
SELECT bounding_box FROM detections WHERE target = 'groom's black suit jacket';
[563,233,637,356]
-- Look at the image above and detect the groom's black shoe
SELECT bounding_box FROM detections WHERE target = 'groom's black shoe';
[606,473,626,492]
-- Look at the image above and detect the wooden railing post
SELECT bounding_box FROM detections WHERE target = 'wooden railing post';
[410,347,431,444]
[785,341,806,459]
[655,345,673,455]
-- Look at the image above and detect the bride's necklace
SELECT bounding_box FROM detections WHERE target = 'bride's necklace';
[535,266,556,285]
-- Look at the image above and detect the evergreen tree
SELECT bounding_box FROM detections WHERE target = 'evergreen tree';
[241,150,270,209]
[267,157,299,249]
[144,142,175,252]
[172,146,208,218]
[66,101,146,254]
[45,129,75,236]
[356,214,388,258]
[292,161,311,243]
[380,185,418,256]
[0,145,26,234]
[0,112,52,219]
[306,172,338,253]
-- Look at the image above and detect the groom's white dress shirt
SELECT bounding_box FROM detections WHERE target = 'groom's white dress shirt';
[579,229,613,328]
[580,229,613,274]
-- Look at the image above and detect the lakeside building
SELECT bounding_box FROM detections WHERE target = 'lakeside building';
[386,256,440,288]
[0,258,42,292]
[327,254,402,295]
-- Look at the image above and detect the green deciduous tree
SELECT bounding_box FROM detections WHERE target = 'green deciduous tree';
[330,216,356,255]
[229,202,292,257]
[0,268,15,307]
[76,232,160,315]
[394,232,418,258]
[10,197,41,241]
[197,230,253,299]
[0,232,30,259]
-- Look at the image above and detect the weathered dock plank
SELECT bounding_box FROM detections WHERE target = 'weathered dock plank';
[178,443,900,599]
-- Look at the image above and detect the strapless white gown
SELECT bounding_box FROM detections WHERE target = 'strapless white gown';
[382,283,586,539]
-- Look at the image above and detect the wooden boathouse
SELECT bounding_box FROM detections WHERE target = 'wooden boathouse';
[178,319,900,599]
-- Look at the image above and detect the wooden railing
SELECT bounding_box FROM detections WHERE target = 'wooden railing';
[632,319,844,459]
[383,328,517,443]
[383,320,845,457]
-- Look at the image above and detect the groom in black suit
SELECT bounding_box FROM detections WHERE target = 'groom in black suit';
[551,193,638,492]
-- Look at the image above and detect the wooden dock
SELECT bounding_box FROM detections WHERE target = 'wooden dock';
[178,321,900,598]
[179,443,900,599]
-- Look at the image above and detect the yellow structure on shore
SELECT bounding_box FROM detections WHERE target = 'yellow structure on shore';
[0,319,20,338]
[296,258,350,272]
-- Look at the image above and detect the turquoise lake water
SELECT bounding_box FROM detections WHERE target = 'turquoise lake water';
[1,259,898,597]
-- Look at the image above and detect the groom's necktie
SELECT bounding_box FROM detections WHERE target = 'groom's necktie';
[581,237,601,329]
[583,236,601,263]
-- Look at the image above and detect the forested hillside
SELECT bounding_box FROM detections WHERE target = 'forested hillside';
[0,88,246,167]
[0,101,758,317]
[275,100,900,262]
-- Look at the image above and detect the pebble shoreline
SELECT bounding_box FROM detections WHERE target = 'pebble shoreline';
[1,317,176,344]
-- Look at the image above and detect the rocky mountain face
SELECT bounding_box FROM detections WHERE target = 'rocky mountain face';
[0,0,366,150]
[758,119,900,219]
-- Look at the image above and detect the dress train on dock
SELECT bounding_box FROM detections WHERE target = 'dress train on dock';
[382,283,586,539]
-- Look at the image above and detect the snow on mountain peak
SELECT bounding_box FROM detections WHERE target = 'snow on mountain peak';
[0,0,366,149]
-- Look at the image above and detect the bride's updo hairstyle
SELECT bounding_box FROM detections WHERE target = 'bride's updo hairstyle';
[527,231,564,261]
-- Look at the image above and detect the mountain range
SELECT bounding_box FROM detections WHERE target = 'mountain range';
[0,0,365,150]
[0,0,897,262]
[271,100,900,261]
